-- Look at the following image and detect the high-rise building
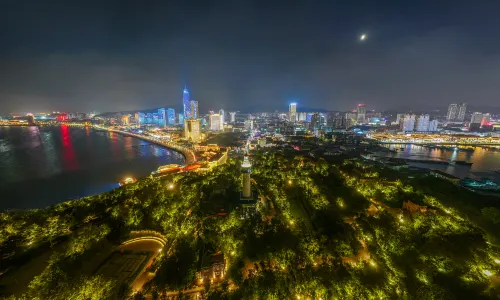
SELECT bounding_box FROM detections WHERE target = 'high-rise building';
[310,113,320,131]
[229,112,236,123]
[481,113,491,126]
[289,103,297,122]
[447,104,458,120]
[139,112,145,125]
[121,115,130,125]
[190,100,198,119]
[158,108,166,127]
[241,156,252,199]
[219,109,225,124]
[345,112,357,129]
[183,86,191,119]
[428,119,438,132]
[210,114,222,131]
[184,119,201,142]
[400,114,416,132]
[470,112,483,124]
[457,103,467,121]
[298,112,307,122]
[167,108,175,125]
[244,119,253,131]
[415,114,430,132]
[178,113,184,125]
[396,113,405,125]
[134,112,140,124]
[357,104,366,124]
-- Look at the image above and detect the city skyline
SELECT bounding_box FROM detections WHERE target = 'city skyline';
[2,1,500,113]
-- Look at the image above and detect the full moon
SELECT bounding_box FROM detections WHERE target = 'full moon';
[360,34,367,41]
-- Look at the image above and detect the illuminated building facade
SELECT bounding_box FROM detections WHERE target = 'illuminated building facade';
[184,119,201,142]
[210,114,222,131]
[183,86,191,119]
[167,108,175,125]
[158,108,166,127]
[357,104,366,124]
[289,103,297,122]
[229,112,236,123]
[447,104,458,120]
[190,100,198,119]
[457,103,467,121]
[219,109,225,124]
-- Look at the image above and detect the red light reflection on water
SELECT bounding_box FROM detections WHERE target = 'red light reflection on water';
[61,125,79,170]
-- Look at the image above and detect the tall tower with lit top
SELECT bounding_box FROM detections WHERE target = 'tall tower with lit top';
[183,85,191,119]
[241,156,252,198]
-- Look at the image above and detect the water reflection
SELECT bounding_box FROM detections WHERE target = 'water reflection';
[379,144,500,180]
[0,126,185,209]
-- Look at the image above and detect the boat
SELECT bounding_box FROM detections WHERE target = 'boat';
[119,177,137,186]
[451,160,473,166]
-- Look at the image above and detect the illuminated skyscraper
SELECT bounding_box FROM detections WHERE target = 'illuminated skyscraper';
[178,113,184,125]
[289,103,297,122]
[229,112,236,123]
[415,114,430,132]
[167,108,175,125]
[219,109,225,124]
[183,86,191,119]
[210,114,222,131]
[356,104,366,124]
[457,103,467,121]
[158,108,166,127]
[190,100,198,119]
[184,119,201,141]
[400,114,416,132]
[447,104,458,120]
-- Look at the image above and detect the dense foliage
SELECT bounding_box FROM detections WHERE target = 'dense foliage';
[1,151,500,299]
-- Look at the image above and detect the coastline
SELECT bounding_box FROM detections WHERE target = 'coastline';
[0,125,188,210]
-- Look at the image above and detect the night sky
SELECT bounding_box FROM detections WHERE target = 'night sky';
[1,0,500,114]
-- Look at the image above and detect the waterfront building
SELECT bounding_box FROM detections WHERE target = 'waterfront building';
[428,119,438,132]
[134,112,140,124]
[415,114,430,132]
[289,103,297,122]
[184,119,201,142]
[158,108,166,127]
[229,112,236,123]
[190,100,198,119]
[167,108,175,125]
[209,114,223,131]
[396,113,405,125]
[470,112,483,125]
[400,114,416,132]
[447,104,458,120]
[457,103,467,121]
[357,104,366,124]
[183,86,191,119]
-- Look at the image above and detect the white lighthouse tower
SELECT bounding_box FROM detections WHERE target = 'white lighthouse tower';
[241,156,252,198]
